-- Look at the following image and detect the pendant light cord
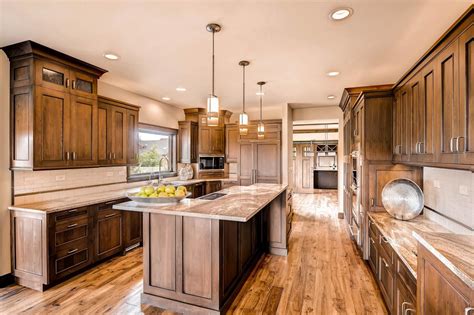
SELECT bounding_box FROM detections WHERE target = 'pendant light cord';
[211,31,215,96]
[242,65,246,112]
[259,84,263,121]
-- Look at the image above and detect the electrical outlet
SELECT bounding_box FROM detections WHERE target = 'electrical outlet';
[55,175,66,181]
[433,180,440,188]
[459,185,469,196]
[106,172,114,177]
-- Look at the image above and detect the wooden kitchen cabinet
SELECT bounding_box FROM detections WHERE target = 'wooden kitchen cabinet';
[178,121,198,163]
[205,180,222,195]
[3,40,107,170]
[95,202,123,261]
[97,96,139,166]
[225,124,240,163]
[239,141,281,186]
[392,9,473,170]
[123,211,143,250]
[198,127,225,155]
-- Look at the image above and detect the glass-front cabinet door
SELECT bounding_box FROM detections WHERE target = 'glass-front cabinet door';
[70,70,97,99]
[35,60,70,92]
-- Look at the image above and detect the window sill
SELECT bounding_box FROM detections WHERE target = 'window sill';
[127,172,177,183]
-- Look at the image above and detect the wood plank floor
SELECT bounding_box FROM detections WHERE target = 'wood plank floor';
[0,192,387,314]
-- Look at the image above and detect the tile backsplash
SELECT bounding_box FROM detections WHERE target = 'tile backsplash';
[14,166,128,195]
[423,167,474,233]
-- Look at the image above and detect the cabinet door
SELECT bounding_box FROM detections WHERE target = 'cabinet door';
[199,127,211,154]
[211,128,225,154]
[379,250,395,312]
[368,232,378,276]
[69,95,98,166]
[352,103,362,145]
[69,70,97,99]
[97,102,111,165]
[254,142,281,184]
[393,90,403,162]
[123,211,142,249]
[225,126,240,163]
[409,73,423,157]
[127,109,139,165]
[400,86,411,161]
[418,63,436,162]
[96,212,123,260]
[239,142,254,185]
[437,39,460,164]
[34,87,70,168]
[35,60,70,93]
[395,279,416,315]
[458,24,474,165]
[110,106,128,165]
[178,121,198,163]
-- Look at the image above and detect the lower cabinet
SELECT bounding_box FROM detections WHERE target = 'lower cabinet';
[206,180,222,195]
[368,216,417,315]
[11,198,143,291]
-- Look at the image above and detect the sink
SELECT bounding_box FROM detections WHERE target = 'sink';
[197,192,227,200]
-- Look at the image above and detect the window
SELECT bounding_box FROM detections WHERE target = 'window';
[128,123,177,181]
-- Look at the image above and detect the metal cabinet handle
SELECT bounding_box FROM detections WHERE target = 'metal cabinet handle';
[465,307,474,315]
[405,308,415,315]
[105,213,117,218]
[113,153,116,160]
[382,257,389,268]
[370,198,375,207]
[381,236,389,243]
[65,151,70,161]
[456,136,465,153]
[67,248,79,254]
[72,80,76,89]
[65,78,69,88]
[67,223,78,229]
[72,152,76,160]
[450,137,455,152]
[68,209,77,213]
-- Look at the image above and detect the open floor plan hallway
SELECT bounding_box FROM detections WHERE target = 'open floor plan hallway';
[0,192,387,315]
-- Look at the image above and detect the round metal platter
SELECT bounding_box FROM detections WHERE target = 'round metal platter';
[381,178,424,220]
[127,191,191,205]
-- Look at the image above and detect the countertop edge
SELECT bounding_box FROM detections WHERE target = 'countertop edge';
[368,212,418,279]
[412,231,474,290]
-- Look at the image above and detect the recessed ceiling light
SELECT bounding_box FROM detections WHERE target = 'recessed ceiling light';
[176,87,186,92]
[256,92,264,96]
[329,8,353,21]
[327,95,336,100]
[162,97,171,101]
[103,52,120,60]
[327,71,340,77]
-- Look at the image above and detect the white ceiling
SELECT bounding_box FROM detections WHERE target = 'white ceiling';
[0,0,471,113]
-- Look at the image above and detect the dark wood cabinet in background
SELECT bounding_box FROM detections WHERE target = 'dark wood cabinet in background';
[178,121,198,163]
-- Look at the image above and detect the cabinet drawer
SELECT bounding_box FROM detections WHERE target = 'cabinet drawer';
[55,216,89,247]
[97,208,122,219]
[53,206,89,223]
[396,257,416,298]
[379,234,394,265]
[54,239,90,275]
[379,248,395,311]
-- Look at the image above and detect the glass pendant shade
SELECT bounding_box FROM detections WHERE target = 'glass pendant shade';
[257,121,265,139]
[207,95,219,114]
[239,112,249,135]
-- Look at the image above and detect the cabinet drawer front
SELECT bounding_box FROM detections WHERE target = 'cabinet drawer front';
[97,208,122,219]
[396,258,416,298]
[53,207,89,223]
[378,250,395,309]
[55,217,89,247]
[54,240,90,275]
[368,218,378,238]
[379,234,394,265]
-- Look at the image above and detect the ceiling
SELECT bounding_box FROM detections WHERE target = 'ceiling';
[0,0,471,113]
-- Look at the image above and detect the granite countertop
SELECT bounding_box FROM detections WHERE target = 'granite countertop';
[368,211,450,278]
[413,232,474,289]
[8,178,238,214]
[113,183,288,222]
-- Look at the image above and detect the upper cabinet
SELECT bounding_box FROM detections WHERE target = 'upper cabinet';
[2,40,140,170]
[225,124,240,163]
[178,121,198,163]
[392,8,474,170]
[97,97,140,166]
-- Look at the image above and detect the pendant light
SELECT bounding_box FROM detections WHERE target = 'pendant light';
[206,23,221,126]
[257,81,266,139]
[238,60,250,135]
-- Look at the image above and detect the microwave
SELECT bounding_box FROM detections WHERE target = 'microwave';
[199,156,225,170]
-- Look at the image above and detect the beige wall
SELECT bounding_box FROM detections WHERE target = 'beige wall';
[281,104,293,187]
[292,106,344,213]
[0,51,12,276]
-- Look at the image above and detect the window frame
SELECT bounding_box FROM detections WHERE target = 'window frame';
[127,123,178,182]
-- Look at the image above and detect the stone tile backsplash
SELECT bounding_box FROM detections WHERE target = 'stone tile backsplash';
[423,167,474,232]
[14,166,128,195]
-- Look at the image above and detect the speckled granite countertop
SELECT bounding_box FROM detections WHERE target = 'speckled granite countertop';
[368,211,450,278]
[8,178,238,214]
[413,232,474,289]
[113,183,288,222]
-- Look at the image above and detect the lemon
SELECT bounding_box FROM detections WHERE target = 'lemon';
[158,192,168,198]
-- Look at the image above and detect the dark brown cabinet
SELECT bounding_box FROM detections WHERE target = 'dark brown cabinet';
[206,180,222,195]
[178,121,198,163]
[392,10,473,170]
[97,96,139,166]
[95,206,123,261]
[185,182,205,198]
[123,211,142,249]
[3,41,107,170]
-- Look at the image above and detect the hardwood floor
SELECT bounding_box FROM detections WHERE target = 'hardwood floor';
[0,192,386,314]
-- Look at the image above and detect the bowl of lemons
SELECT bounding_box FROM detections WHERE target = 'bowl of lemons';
[127,184,191,204]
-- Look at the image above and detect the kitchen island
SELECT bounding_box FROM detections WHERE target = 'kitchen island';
[113,183,290,314]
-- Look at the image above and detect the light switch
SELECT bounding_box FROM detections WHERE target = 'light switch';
[433,180,440,188]
[459,185,469,196]
[55,175,66,181]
